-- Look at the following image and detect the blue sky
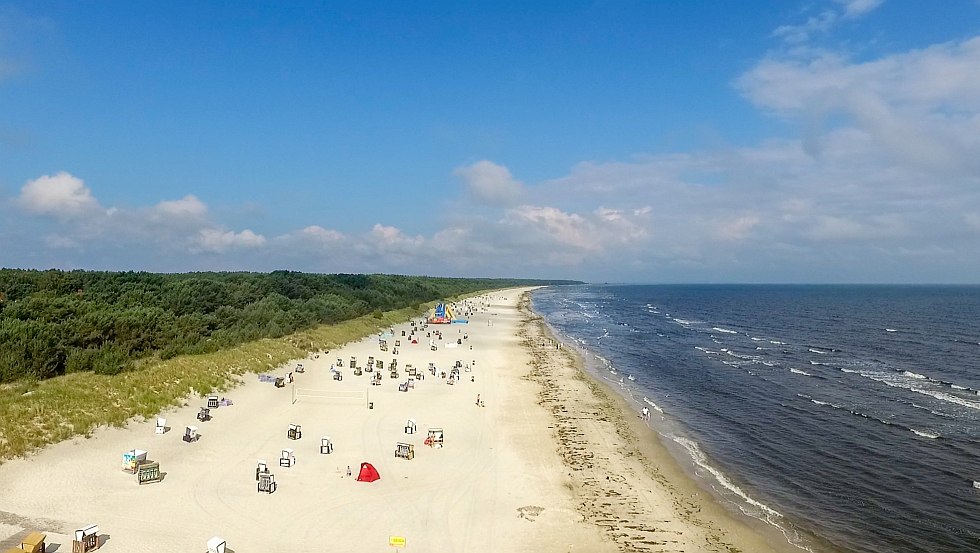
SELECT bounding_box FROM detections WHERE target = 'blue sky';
[2,1,980,283]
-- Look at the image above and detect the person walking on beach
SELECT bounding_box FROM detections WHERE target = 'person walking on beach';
[346,465,352,477]
[640,407,650,421]
[476,394,481,406]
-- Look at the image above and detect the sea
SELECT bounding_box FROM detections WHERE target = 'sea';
[530,284,980,553]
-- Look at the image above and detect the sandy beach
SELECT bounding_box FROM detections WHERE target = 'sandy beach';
[0,288,796,553]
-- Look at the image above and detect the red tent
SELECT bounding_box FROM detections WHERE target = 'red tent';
[356,462,380,482]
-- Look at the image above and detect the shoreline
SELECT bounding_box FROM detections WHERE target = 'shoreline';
[0,287,809,552]
[519,291,805,553]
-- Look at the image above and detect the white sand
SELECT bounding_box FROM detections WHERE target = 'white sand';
[0,290,609,552]
[0,288,798,553]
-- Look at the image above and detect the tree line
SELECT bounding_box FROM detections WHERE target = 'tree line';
[0,269,579,382]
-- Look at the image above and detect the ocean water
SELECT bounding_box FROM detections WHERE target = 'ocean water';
[531,285,980,553]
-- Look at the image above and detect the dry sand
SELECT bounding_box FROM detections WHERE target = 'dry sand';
[0,288,799,553]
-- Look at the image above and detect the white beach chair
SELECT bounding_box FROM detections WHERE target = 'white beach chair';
[155,417,167,434]
[73,524,99,553]
[280,448,296,467]
[207,536,226,553]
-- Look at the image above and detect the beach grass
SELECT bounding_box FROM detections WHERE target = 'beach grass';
[0,301,444,463]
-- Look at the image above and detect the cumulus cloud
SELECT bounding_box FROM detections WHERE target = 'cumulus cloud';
[195,228,267,253]
[153,195,208,219]
[17,172,101,216]
[737,37,980,172]
[509,206,598,251]
[300,225,344,242]
[454,160,525,206]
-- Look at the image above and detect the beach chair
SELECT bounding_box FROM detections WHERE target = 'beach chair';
[122,449,147,473]
[320,436,333,454]
[393,347,399,355]
[405,418,417,434]
[256,460,268,481]
[19,531,45,553]
[337,357,345,367]
[425,428,444,448]
[207,395,219,409]
[354,367,363,376]
[333,371,343,381]
[257,471,277,493]
[137,461,163,485]
[155,417,168,434]
[183,425,199,443]
[295,363,305,373]
[377,359,384,370]
[287,423,302,440]
[350,356,356,369]
[207,536,227,553]
[274,377,285,388]
[72,524,99,553]
[280,448,296,467]
[197,407,211,422]
[395,442,415,460]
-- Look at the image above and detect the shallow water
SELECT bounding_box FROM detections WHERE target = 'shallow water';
[531,284,980,553]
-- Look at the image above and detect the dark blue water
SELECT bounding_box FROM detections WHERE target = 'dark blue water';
[531,285,980,553]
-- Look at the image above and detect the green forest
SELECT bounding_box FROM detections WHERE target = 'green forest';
[0,269,577,383]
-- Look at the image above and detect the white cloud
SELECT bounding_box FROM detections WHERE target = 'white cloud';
[153,195,208,219]
[773,10,838,44]
[508,205,599,251]
[773,0,883,44]
[300,225,344,242]
[836,0,884,18]
[370,224,424,250]
[454,160,525,206]
[195,228,267,253]
[17,171,101,216]
[737,37,980,173]
[717,215,761,241]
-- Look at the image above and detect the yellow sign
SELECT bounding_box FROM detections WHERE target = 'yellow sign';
[389,536,406,548]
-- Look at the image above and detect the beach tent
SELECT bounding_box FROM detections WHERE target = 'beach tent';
[427,303,455,324]
[355,462,380,482]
